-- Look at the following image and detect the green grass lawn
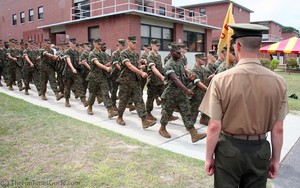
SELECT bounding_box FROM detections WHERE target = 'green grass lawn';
[0,93,213,188]
[276,71,300,112]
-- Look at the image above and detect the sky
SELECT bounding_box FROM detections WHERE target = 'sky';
[172,0,300,31]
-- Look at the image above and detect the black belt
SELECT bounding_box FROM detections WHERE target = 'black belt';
[222,132,267,141]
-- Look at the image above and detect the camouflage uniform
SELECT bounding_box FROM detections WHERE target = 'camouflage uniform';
[22,48,35,91]
[140,51,148,90]
[110,49,121,106]
[189,64,210,124]
[213,58,223,71]
[87,49,113,108]
[215,61,235,74]
[39,47,60,95]
[31,48,42,93]
[79,50,90,95]
[117,48,147,118]
[146,51,164,113]
[0,47,5,85]
[6,47,23,89]
[160,57,193,129]
[206,63,216,74]
[55,49,66,94]
[63,48,86,101]
[164,53,171,65]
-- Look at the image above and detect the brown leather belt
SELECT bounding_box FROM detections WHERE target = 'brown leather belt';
[222,132,267,141]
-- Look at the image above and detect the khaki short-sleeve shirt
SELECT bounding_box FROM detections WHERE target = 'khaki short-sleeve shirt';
[199,58,289,135]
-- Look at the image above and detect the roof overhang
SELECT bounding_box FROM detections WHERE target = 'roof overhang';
[38,9,220,31]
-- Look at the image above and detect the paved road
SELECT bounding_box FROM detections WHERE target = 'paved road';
[1,84,300,186]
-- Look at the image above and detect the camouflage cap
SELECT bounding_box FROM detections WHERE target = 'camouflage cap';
[118,39,125,46]
[228,23,269,40]
[69,38,77,44]
[128,36,137,43]
[143,44,150,48]
[9,39,16,43]
[170,43,181,53]
[195,53,207,60]
[102,43,107,48]
[208,50,217,56]
[150,39,161,45]
[44,38,51,44]
[93,38,103,45]
[4,41,9,45]
[179,44,188,50]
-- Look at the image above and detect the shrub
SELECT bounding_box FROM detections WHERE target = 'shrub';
[259,58,271,68]
[269,59,280,70]
[286,57,298,68]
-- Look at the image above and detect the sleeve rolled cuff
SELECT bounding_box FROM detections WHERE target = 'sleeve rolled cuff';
[91,58,98,63]
[194,78,200,84]
[165,70,175,75]
[122,58,130,64]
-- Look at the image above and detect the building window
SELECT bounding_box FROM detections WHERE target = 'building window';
[179,11,184,18]
[159,7,166,16]
[20,12,25,24]
[74,0,90,20]
[199,8,206,16]
[184,31,205,52]
[38,6,43,19]
[29,9,34,22]
[88,26,99,43]
[141,24,173,51]
[12,14,17,26]
[189,10,195,17]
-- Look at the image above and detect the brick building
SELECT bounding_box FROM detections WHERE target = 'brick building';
[180,0,253,49]
[0,0,220,66]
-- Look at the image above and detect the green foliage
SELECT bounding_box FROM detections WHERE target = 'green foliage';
[269,59,280,70]
[282,26,300,34]
[286,57,298,68]
[259,58,271,68]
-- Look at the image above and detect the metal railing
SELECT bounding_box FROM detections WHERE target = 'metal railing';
[262,34,283,42]
[70,0,207,25]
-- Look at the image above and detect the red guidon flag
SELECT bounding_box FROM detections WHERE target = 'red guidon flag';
[217,1,235,55]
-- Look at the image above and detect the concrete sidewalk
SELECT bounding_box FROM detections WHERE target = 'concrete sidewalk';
[1,84,299,163]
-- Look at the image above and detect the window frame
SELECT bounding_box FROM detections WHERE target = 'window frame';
[38,6,44,20]
[20,11,25,24]
[12,14,17,26]
[29,9,34,22]
[183,31,205,52]
[199,8,206,16]
[159,7,166,16]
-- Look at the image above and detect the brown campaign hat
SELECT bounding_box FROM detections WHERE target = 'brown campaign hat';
[228,23,269,40]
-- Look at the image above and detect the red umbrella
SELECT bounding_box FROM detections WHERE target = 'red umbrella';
[260,37,300,54]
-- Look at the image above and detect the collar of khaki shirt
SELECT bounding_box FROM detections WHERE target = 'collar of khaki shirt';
[236,58,261,66]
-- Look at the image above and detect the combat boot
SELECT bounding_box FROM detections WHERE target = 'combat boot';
[8,85,13,91]
[97,96,103,104]
[41,94,47,100]
[65,98,71,107]
[147,112,157,121]
[19,86,25,91]
[199,117,209,126]
[159,125,171,138]
[81,98,89,107]
[141,117,156,129]
[55,93,64,101]
[24,89,29,95]
[107,107,118,118]
[116,116,126,126]
[188,127,207,143]
[127,103,136,111]
[38,90,42,96]
[87,105,93,115]
[168,115,179,121]
[112,104,118,111]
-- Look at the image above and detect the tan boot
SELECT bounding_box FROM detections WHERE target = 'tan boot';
[116,116,126,126]
[168,115,179,121]
[24,89,29,95]
[81,98,89,107]
[97,96,103,104]
[142,117,156,129]
[41,94,47,100]
[112,104,118,111]
[199,117,209,126]
[55,93,64,101]
[87,105,93,115]
[159,125,171,138]
[8,85,13,91]
[19,86,25,91]
[127,104,136,111]
[107,107,118,118]
[188,127,207,143]
[65,98,71,107]
[147,112,157,121]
